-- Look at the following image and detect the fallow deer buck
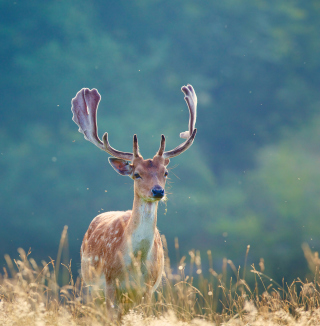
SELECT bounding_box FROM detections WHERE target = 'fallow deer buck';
[71,84,197,309]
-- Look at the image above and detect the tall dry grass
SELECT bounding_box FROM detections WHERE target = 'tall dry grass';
[1,228,320,325]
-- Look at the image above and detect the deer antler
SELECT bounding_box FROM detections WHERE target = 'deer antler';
[72,85,197,161]
[71,88,134,161]
[161,84,197,159]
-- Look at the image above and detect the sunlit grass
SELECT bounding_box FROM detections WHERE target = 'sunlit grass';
[1,229,320,325]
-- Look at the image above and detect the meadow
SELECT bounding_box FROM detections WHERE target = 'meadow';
[1,230,320,326]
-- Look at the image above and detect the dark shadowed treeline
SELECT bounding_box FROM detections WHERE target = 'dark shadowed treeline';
[0,0,319,283]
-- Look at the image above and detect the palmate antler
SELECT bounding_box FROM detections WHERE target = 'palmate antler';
[71,88,133,161]
[71,85,197,160]
[162,84,197,159]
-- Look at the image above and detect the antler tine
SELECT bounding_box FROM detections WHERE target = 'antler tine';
[157,135,166,156]
[163,84,198,159]
[133,134,141,158]
[71,88,134,161]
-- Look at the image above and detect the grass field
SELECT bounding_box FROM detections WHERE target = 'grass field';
[1,233,320,325]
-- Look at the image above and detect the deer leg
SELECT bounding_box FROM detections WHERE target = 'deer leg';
[105,283,117,319]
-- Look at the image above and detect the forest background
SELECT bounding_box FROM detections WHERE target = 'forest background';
[0,0,319,285]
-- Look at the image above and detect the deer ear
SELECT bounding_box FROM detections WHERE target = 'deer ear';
[108,158,133,176]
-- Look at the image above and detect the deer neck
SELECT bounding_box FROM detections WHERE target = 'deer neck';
[126,196,158,260]
[130,196,158,234]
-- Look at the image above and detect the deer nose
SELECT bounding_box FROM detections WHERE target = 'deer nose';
[152,186,165,198]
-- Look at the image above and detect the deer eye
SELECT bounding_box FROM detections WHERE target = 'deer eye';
[164,171,168,177]
[134,173,141,179]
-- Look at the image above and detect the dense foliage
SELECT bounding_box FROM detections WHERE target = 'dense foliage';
[0,0,319,282]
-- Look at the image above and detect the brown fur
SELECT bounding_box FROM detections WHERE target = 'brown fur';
[81,210,164,290]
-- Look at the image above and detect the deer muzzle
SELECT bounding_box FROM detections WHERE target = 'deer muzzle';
[152,185,165,198]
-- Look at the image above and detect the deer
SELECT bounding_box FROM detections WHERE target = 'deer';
[71,84,197,312]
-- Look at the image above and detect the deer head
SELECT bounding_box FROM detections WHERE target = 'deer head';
[71,85,197,202]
